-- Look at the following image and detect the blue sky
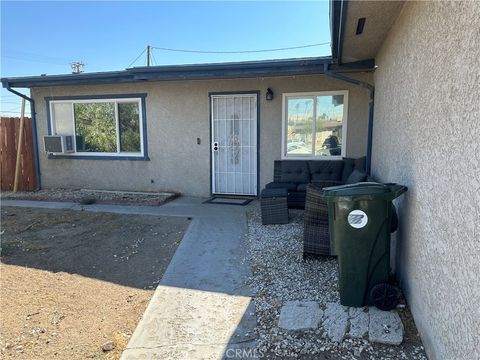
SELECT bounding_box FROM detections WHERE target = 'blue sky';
[1,1,331,116]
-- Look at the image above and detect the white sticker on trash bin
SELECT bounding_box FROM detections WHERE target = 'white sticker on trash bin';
[348,210,368,228]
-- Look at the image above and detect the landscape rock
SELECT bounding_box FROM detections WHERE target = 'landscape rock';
[348,307,369,338]
[245,208,426,359]
[368,307,404,345]
[322,302,349,342]
[101,340,116,352]
[278,301,322,330]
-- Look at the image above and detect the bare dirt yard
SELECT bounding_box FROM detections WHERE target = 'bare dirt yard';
[0,206,190,360]
[2,189,178,207]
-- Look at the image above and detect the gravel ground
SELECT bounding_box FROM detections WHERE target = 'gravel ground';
[1,188,178,206]
[245,207,428,359]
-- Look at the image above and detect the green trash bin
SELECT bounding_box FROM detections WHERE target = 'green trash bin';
[322,182,407,308]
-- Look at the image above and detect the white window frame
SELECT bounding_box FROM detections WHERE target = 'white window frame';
[49,97,144,157]
[281,90,348,160]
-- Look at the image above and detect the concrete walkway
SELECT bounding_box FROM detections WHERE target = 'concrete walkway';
[2,197,257,359]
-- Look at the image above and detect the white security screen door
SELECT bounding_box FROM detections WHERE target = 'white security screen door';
[211,94,258,195]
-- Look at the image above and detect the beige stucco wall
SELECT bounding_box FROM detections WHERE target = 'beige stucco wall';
[372,2,480,359]
[31,73,372,196]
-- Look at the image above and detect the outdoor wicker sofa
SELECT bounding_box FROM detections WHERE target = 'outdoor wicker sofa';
[262,157,368,256]
[264,157,367,209]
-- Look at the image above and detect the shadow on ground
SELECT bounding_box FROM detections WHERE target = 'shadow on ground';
[0,206,190,289]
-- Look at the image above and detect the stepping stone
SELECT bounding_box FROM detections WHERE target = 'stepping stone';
[348,307,369,338]
[278,301,322,331]
[368,307,404,345]
[322,303,349,342]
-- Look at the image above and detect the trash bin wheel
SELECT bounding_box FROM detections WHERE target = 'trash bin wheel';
[370,283,400,311]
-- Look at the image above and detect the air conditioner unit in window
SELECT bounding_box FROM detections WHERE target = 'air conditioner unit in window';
[44,135,75,153]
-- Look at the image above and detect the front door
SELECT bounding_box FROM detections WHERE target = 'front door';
[211,93,258,196]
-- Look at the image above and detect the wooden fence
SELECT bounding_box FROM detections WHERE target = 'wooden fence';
[0,117,36,191]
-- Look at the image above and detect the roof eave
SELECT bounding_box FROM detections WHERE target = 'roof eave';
[1,57,334,89]
[330,0,348,64]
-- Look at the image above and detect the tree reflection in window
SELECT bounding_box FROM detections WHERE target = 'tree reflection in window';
[119,103,141,152]
[74,102,116,152]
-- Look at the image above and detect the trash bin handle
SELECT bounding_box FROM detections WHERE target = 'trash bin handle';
[324,182,385,191]
[392,185,408,198]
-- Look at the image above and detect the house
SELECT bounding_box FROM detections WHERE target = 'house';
[330,2,479,360]
[2,1,479,359]
[1,58,375,197]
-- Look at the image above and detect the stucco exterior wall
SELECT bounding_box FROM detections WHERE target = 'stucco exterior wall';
[372,2,480,359]
[31,73,371,196]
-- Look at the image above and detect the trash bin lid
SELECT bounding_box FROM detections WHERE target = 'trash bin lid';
[322,182,407,200]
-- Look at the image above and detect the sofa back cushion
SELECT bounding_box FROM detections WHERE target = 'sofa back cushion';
[341,156,366,182]
[277,161,310,183]
[308,160,344,181]
[345,169,367,184]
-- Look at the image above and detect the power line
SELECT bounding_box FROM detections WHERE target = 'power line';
[0,111,30,114]
[3,55,68,66]
[2,106,23,112]
[150,42,330,54]
[151,50,158,66]
[126,47,147,68]
[4,49,73,63]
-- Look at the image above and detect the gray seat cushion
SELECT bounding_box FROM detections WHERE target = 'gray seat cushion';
[345,169,367,184]
[261,188,288,198]
[279,161,310,183]
[309,160,344,181]
[342,156,366,182]
[265,182,297,191]
[296,183,309,192]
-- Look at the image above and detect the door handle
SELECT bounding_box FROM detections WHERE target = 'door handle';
[212,142,218,151]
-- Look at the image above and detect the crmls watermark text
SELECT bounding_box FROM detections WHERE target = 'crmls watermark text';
[225,348,266,359]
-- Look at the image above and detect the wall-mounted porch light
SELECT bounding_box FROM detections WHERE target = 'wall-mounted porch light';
[266,88,274,101]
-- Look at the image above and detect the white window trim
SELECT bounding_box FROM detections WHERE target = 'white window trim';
[281,90,348,160]
[49,97,144,157]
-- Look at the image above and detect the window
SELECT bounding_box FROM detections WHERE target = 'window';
[282,91,348,159]
[48,95,146,158]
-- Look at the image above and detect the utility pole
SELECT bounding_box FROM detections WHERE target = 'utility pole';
[146,45,151,67]
[13,98,26,192]
[70,61,85,74]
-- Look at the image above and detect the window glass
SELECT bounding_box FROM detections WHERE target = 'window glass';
[52,102,73,135]
[118,102,141,152]
[316,95,344,156]
[286,97,314,155]
[284,92,346,158]
[74,102,116,152]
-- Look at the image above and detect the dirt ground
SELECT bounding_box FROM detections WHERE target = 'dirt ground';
[0,206,190,360]
[2,189,178,207]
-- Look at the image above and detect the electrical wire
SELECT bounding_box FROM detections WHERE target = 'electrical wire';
[2,106,23,112]
[3,55,67,66]
[150,42,330,54]
[126,47,147,68]
[151,51,158,66]
[0,111,28,114]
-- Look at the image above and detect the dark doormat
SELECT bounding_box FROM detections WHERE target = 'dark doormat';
[203,196,254,206]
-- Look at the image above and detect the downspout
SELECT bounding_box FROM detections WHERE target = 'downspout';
[323,63,375,175]
[5,86,41,190]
